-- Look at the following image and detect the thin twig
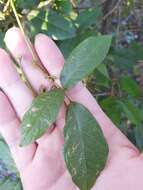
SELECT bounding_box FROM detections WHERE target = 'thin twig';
[3,0,10,12]
[9,0,72,105]
[74,0,108,10]
[18,58,37,97]
[9,0,38,64]
[102,0,122,21]
[70,0,76,8]
[100,0,108,5]
[9,0,50,73]
[115,1,122,48]
[95,92,110,97]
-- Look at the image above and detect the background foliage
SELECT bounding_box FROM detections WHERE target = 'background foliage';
[0,0,143,189]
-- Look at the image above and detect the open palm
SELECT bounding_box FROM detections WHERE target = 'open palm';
[0,27,143,190]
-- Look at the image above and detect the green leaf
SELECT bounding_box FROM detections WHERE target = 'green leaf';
[54,0,72,15]
[94,64,110,88]
[60,35,112,89]
[96,64,109,79]
[0,30,5,48]
[111,43,143,69]
[59,30,98,59]
[119,99,142,125]
[16,0,39,9]
[27,10,76,40]
[100,97,122,125]
[64,102,108,190]
[0,138,18,174]
[120,76,141,98]
[135,125,143,151]
[20,89,65,146]
[0,137,22,190]
[76,7,102,30]
[0,178,22,190]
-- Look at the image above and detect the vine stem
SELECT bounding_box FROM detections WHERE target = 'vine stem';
[9,0,24,35]
[9,0,49,74]
[9,0,36,61]
[10,0,72,104]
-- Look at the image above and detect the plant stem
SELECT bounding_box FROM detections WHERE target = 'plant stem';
[10,0,38,62]
[9,0,46,73]
[10,0,72,105]
[9,0,24,35]
[18,57,37,97]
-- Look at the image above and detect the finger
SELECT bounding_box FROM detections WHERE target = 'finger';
[50,171,78,190]
[35,33,64,78]
[0,48,34,119]
[0,91,36,170]
[35,34,138,152]
[32,106,66,188]
[5,27,53,93]
[6,29,137,151]
[56,104,66,132]
[5,28,63,145]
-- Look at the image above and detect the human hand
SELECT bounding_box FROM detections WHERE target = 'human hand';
[0,27,143,190]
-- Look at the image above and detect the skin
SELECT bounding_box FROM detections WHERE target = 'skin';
[0,27,143,190]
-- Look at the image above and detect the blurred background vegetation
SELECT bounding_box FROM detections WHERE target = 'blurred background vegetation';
[0,0,143,189]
